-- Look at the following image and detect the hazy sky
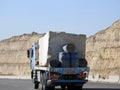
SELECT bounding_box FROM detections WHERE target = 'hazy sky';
[0,0,120,40]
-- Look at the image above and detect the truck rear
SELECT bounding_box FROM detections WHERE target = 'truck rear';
[27,31,90,90]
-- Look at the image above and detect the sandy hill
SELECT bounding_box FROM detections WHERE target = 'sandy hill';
[86,20,120,76]
[0,32,43,75]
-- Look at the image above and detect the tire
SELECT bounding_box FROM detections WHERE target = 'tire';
[33,82,39,89]
[74,86,83,90]
[31,70,33,79]
[43,73,55,90]
[40,72,52,90]
[61,85,66,90]
[79,58,88,67]
[40,72,55,90]
[33,76,39,89]
[46,86,55,90]
[40,72,43,90]
[40,72,44,90]
[67,85,82,90]
[67,85,74,90]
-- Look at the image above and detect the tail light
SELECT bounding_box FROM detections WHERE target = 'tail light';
[35,60,39,65]
[50,72,60,80]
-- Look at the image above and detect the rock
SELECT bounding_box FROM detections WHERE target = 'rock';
[50,60,61,67]
[0,33,43,75]
[86,20,120,75]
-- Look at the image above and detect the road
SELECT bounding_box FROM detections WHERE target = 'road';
[0,79,120,90]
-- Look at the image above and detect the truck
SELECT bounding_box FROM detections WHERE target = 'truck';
[27,31,90,90]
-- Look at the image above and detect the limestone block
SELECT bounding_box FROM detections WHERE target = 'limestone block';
[39,31,86,66]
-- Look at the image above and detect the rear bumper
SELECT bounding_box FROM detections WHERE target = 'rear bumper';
[53,79,88,83]
[47,79,88,86]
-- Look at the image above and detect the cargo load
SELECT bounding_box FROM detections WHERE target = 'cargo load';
[39,31,86,66]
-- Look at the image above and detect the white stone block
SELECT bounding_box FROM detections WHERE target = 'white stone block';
[39,31,86,66]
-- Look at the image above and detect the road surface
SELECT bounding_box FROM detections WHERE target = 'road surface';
[0,79,120,90]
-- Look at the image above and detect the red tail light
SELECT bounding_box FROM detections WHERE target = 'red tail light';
[50,72,60,80]
[35,60,39,65]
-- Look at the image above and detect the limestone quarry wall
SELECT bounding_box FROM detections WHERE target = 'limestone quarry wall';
[86,20,120,76]
[0,33,42,75]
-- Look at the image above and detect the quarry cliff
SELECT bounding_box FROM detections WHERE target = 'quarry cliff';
[0,32,43,75]
[86,20,120,76]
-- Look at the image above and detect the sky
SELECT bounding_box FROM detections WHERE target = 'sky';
[0,0,120,40]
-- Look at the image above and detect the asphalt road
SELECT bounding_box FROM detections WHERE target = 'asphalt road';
[0,79,120,90]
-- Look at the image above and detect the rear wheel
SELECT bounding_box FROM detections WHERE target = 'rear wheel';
[39,72,42,89]
[33,74,39,89]
[40,72,46,90]
[42,72,48,90]
[50,86,55,90]
[74,86,83,90]
[31,70,33,79]
[61,85,66,90]
[40,72,55,90]
[67,85,83,90]
[34,82,39,89]
[67,85,74,90]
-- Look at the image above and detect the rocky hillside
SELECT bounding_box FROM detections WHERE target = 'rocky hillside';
[0,32,43,75]
[86,20,120,76]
